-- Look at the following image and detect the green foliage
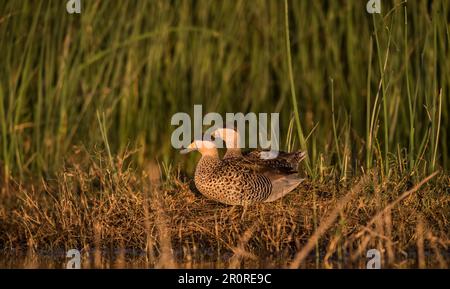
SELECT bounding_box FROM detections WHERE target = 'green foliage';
[0,0,448,179]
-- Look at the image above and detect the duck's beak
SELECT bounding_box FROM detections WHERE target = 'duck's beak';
[180,147,194,154]
[180,143,196,154]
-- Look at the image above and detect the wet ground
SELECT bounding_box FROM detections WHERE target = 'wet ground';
[1,248,444,269]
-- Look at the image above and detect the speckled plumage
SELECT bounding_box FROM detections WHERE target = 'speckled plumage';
[182,140,303,206]
[242,149,306,173]
[213,128,307,173]
[194,155,273,205]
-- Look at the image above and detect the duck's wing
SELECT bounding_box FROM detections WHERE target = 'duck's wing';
[243,149,306,173]
[220,156,271,173]
[220,156,292,182]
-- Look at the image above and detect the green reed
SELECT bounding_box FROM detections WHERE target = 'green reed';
[0,0,448,181]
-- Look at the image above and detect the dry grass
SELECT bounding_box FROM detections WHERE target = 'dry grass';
[0,150,448,269]
[0,0,448,269]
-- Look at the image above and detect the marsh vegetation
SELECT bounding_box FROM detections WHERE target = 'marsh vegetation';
[0,0,449,268]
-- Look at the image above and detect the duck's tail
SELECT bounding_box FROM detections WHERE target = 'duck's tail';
[264,174,304,202]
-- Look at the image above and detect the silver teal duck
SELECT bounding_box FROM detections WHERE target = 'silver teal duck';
[181,140,303,205]
[212,128,306,173]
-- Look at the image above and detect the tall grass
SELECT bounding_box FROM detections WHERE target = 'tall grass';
[0,0,448,181]
[283,0,309,173]
[1,150,448,268]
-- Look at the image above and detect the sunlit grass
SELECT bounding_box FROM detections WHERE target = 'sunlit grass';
[0,0,447,180]
[0,0,448,269]
[0,150,448,268]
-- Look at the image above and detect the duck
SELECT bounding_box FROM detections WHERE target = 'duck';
[212,127,306,173]
[181,140,303,206]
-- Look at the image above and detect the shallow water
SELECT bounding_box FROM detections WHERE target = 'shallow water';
[0,248,150,269]
[0,248,445,269]
[0,248,301,269]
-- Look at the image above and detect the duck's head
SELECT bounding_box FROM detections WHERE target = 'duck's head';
[212,128,240,148]
[180,140,218,156]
